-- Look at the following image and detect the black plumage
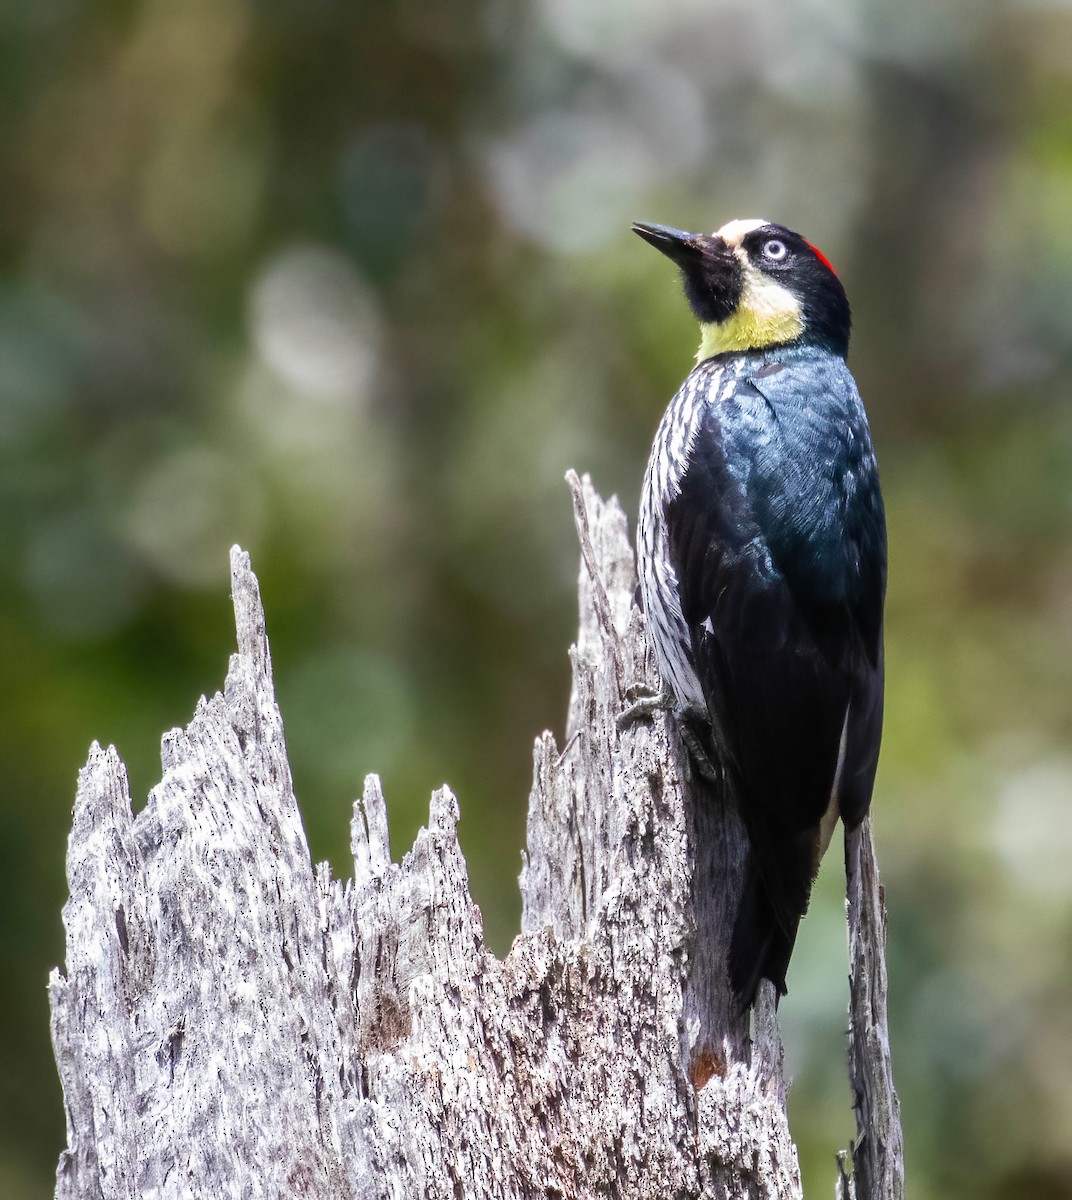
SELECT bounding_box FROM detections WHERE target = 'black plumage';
[634,219,887,1005]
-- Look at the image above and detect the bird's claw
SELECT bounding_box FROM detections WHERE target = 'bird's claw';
[618,689,723,784]
[676,720,722,785]
[617,684,675,730]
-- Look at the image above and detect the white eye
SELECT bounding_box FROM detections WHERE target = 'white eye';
[762,239,789,262]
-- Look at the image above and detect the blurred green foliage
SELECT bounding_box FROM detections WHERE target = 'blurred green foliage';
[1,1,1071,1196]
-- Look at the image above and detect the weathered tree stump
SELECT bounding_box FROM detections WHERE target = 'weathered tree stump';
[49,474,902,1199]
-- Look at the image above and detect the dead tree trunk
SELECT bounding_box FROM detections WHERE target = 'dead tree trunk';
[49,474,903,1200]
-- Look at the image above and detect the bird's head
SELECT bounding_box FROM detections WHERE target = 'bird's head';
[632,217,850,361]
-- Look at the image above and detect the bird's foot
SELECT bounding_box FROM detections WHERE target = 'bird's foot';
[617,683,675,729]
[676,714,722,785]
[618,688,722,786]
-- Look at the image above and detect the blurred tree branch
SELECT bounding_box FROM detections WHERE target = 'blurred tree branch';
[49,475,902,1199]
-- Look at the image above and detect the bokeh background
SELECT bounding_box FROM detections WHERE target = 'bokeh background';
[2,0,1071,1196]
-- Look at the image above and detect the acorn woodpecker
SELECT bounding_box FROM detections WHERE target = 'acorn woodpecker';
[632,217,886,1006]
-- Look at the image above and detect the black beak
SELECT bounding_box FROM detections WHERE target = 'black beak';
[632,221,744,325]
[633,223,729,272]
[632,221,710,266]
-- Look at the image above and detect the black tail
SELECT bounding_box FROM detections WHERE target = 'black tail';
[728,861,800,1008]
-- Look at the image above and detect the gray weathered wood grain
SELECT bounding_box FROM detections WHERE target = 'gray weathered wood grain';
[839,821,905,1200]
[50,474,901,1199]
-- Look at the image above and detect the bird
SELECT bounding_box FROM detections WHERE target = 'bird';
[630,216,887,1007]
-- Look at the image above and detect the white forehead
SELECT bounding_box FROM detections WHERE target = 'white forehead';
[714,217,771,245]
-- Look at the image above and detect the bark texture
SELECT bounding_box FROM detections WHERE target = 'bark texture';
[50,473,902,1200]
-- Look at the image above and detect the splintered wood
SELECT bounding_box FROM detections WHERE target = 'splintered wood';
[50,474,901,1200]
